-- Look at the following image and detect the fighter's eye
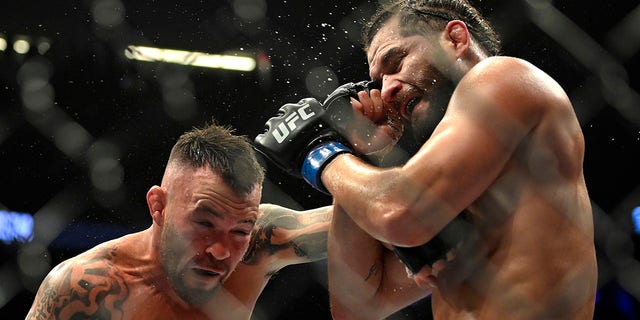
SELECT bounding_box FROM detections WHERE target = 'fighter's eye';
[197,221,213,228]
[233,229,251,236]
[384,49,407,74]
[391,57,403,72]
[406,98,419,117]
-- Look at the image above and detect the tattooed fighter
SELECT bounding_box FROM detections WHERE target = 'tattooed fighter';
[26,122,332,320]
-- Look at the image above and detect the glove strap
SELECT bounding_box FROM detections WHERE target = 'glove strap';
[302,141,352,194]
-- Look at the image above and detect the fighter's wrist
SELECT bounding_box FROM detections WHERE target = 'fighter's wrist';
[301,141,352,194]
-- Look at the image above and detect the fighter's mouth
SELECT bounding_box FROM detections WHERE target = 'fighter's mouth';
[193,268,221,277]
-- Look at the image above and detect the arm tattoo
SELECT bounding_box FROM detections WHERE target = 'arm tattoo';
[243,205,331,265]
[364,264,379,282]
[27,247,129,320]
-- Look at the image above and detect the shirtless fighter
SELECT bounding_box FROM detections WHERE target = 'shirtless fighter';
[254,0,597,318]
[26,122,332,320]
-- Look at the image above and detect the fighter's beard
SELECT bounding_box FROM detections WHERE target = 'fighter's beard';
[411,78,456,144]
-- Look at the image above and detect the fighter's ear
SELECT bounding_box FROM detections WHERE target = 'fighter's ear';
[147,185,166,226]
[444,20,470,57]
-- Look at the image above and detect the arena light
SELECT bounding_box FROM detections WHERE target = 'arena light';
[13,37,31,55]
[0,210,34,244]
[633,207,640,234]
[0,36,7,51]
[36,37,52,55]
[124,45,256,72]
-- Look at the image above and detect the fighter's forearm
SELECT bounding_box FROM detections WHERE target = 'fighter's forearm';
[328,203,429,319]
[322,154,425,246]
[244,204,332,265]
[328,203,386,319]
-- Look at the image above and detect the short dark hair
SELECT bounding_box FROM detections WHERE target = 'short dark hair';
[363,0,501,56]
[168,120,265,196]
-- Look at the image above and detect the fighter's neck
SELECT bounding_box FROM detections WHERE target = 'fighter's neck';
[108,229,164,278]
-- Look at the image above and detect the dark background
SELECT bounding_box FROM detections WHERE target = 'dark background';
[1,0,639,319]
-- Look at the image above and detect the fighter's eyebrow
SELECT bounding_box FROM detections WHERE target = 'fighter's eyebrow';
[195,206,256,225]
[371,47,403,80]
[380,47,403,67]
[195,205,221,218]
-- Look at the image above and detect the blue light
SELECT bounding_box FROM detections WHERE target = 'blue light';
[615,286,638,319]
[0,210,34,244]
[632,207,640,235]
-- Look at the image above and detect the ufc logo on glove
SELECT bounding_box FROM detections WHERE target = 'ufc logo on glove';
[272,103,316,143]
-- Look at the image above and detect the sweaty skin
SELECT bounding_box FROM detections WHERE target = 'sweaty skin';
[26,165,332,320]
[219,204,332,319]
[326,16,597,319]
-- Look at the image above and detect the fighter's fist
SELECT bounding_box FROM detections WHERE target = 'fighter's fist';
[254,98,351,192]
[325,81,404,157]
[254,80,400,193]
[321,80,379,137]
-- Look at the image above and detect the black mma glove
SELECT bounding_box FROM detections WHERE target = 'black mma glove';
[253,97,351,193]
[320,80,380,138]
[254,81,378,194]
[393,211,472,275]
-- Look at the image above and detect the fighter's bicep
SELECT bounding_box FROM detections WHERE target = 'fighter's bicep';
[441,114,514,183]
[406,115,511,214]
[248,205,331,268]
[413,68,541,194]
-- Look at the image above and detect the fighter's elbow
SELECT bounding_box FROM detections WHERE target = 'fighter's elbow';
[375,204,432,247]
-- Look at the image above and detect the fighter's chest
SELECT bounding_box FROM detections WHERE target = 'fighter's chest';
[115,284,209,320]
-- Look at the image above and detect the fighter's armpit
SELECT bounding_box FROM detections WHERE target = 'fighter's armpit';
[26,247,129,320]
[243,205,332,265]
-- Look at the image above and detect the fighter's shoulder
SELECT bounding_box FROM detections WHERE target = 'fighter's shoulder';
[49,241,123,280]
[27,241,132,319]
[465,56,558,91]
[463,57,562,106]
[463,56,526,82]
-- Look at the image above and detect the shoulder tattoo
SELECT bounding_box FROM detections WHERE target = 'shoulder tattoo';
[27,247,130,320]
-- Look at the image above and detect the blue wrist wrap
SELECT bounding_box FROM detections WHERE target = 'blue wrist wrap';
[301,141,352,194]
